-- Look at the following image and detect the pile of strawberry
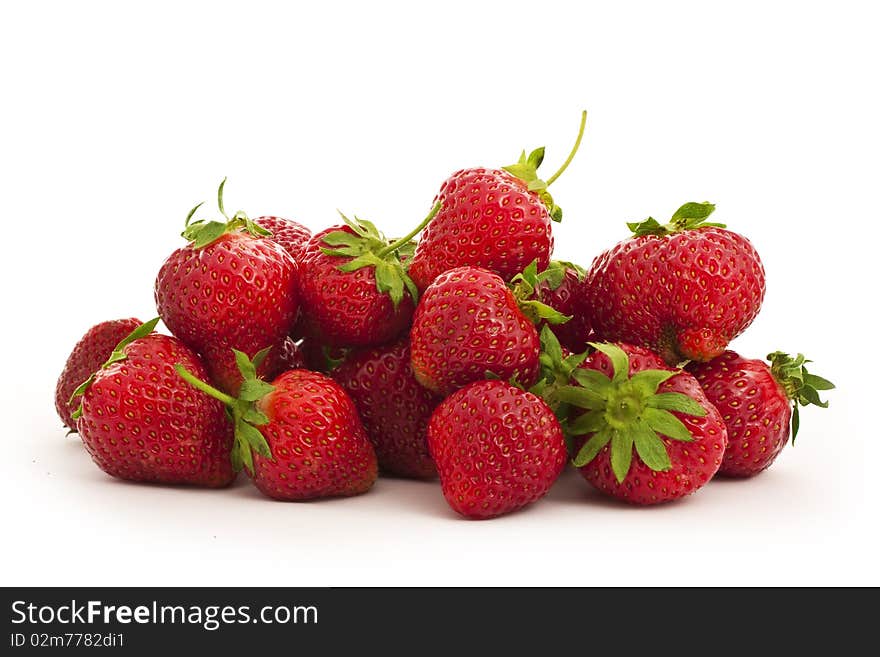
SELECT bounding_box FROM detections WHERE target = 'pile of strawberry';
[54,112,835,518]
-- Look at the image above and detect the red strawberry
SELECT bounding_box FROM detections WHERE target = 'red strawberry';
[586,202,765,364]
[254,216,312,262]
[55,317,141,431]
[176,351,377,500]
[155,180,300,393]
[332,337,441,479]
[511,260,593,353]
[72,319,235,487]
[298,205,439,347]
[567,342,727,504]
[427,379,566,519]
[409,266,542,396]
[687,350,833,477]
[408,112,587,291]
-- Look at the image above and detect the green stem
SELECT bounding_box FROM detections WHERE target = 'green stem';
[545,110,587,187]
[376,201,441,257]
[175,364,236,406]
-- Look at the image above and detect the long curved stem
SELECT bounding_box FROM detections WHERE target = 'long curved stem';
[377,201,441,257]
[546,111,588,187]
[175,364,236,406]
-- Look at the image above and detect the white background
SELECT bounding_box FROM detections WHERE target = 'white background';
[1,1,876,586]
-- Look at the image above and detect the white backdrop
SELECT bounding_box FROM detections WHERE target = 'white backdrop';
[1,0,875,586]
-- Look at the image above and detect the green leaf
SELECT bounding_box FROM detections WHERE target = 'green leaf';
[627,217,664,236]
[322,231,362,248]
[643,407,694,442]
[609,429,634,483]
[252,346,272,370]
[571,368,613,396]
[670,201,716,226]
[629,369,677,396]
[792,404,800,442]
[645,392,708,417]
[242,407,270,425]
[217,177,229,218]
[520,300,571,325]
[338,253,378,272]
[68,373,96,405]
[540,325,563,366]
[572,427,612,467]
[239,438,255,475]
[191,221,228,249]
[239,379,275,402]
[104,317,160,369]
[540,261,567,290]
[803,372,835,391]
[374,260,405,308]
[555,385,607,410]
[632,421,672,472]
[527,147,545,169]
[233,349,256,380]
[402,272,420,306]
[568,409,607,436]
[185,201,205,227]
[238,421,271,458]
[588,342,630,384]
[231,441,244,472]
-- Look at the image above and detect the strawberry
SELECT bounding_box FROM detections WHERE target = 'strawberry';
[586,202,765,364]
[176,350,377,500]
[427,379,566,519]
[71,319,235,487]
[407,112,587,291]
[298,205,439,348]
[154,179,300,393]
[409,266,547,396]
[253,216,312,262]
[332,337,441,479]
[511,260,593,353]
[687,350,833,477]
[566,342,727,504]
[55,317,141,431]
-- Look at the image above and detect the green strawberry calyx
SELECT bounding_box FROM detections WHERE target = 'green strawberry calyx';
[175,348,276,475]
[529,327,590,449]
[767,351,834,442]
[559,342,708,483]
[627,201,727,237]
[509,260,575,326]
[68,317,161,422]
[181,178,272,249]
[320,201,441,308]
[501,110,588,223]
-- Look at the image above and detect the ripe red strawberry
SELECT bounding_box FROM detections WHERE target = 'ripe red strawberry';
[511,260,593,353]
[408,112,587,291]
[176,351,377,500]
[427,379,566,519]
[72,319,235,487]
[567,342,727,505]
[586,202,765,364]
[298,205,439,347]
[155,180,300,393]
[687,350,833,477]
[254,216,312,262]
[332,337,441,479]
[409,266,542,396]
[55,317,141,431]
